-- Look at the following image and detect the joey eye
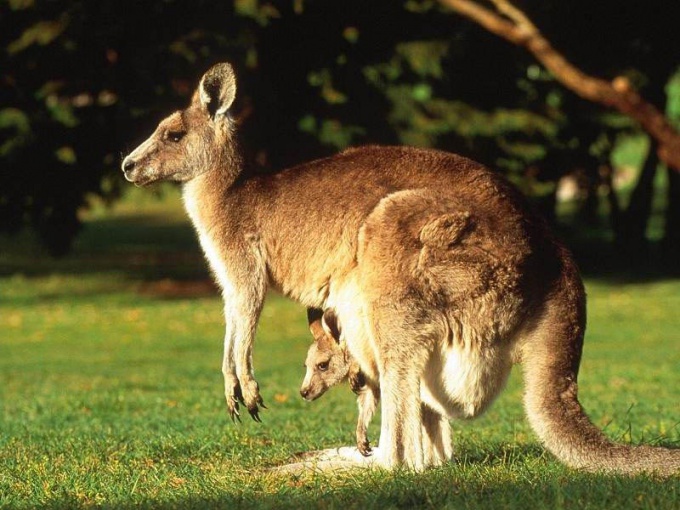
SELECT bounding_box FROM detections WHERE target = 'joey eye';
[166,130,185,143]
[317,361,329,372]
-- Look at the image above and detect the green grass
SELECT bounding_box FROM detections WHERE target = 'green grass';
[1,192,679,509]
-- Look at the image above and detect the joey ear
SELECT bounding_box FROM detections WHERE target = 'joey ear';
[199,62,237,118]
[307,308,326,339]
[321,309,341,342]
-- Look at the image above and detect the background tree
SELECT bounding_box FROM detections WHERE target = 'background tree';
[2,0,679,271]
[439,0,680,267]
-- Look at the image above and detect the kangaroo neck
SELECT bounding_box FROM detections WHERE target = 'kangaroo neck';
[181,161,245,237]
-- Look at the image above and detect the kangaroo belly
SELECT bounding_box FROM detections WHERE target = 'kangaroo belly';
[421,342,513,420]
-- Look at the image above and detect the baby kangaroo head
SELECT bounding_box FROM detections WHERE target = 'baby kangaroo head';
[300,309,349,401]
[122,62,239,186]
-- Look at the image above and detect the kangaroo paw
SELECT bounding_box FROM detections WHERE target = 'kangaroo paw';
[240,377,265,422]
[225,377,244,423]
[358,440,373,457]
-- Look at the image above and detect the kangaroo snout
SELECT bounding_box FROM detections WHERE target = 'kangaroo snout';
[120,152,157,186]
[121,156,136,180]
[122,156,135,173]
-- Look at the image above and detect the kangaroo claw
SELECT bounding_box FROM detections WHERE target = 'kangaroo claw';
[249,407,262,423]
[233,384,245,406]
[228,400,241,423]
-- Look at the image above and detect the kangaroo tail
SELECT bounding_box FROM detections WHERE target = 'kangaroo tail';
[522,252,679,476]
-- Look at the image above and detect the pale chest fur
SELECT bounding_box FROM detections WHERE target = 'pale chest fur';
[182,182,240,299]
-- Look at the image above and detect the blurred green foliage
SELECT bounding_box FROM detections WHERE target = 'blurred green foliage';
[1,0,679,265]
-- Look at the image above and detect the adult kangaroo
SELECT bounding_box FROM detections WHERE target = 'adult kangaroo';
[122,62,679,475]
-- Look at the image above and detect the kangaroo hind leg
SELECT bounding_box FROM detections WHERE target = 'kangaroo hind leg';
[370,306,444,471]
[421,404,453,467]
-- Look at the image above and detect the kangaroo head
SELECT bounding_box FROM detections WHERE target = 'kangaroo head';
[122,62,240,186]
[300,309,350,401]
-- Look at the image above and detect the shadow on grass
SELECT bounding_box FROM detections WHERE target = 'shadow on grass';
[22,440,680,509]
[35,465,680,510]
[0,215,209,282]
[154,474,680,510]
[565,237,680,282]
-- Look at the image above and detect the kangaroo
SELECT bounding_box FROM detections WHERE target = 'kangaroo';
[302,309,380,457]
[121,62,679,475]
[300,210,471,460]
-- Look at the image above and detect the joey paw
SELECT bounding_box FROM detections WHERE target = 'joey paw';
[358,440,373,457]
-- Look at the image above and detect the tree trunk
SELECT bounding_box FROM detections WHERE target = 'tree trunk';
[662,166,680,273]
[579,175,600,227]
[616,141,659,267]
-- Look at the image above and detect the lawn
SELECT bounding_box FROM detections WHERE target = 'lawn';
[1,189,678,509]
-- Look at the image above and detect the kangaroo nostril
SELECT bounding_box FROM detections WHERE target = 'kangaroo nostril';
[122,158,135,173]
[300,388,308,398]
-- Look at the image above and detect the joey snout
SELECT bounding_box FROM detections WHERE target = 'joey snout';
[300,374,330,401]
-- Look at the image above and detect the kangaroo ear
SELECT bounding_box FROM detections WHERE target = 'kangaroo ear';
[199,62,236,118]
[307,308,326,340]
[321,309,341,342]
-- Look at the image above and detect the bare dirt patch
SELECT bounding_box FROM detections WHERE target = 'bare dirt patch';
[137,278,217,299]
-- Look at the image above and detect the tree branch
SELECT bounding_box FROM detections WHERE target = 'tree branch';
[440,0,680,171]
[491,0,537,33]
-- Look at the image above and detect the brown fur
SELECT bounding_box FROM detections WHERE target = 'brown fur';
[122,62,679,475]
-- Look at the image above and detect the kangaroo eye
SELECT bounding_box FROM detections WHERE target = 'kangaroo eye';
[317,361,329,372]
[166,130,185,143]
